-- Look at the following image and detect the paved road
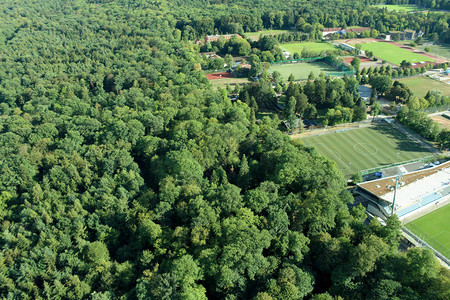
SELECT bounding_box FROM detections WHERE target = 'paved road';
[428,110,449,117]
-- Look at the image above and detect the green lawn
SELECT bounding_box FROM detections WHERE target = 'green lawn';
[301,124,433,177]
[269,61,337,80]
[358,42,435,65]
[280,42,337,54]
[416,43,450,60]
[372,4,418,11]
[398,77,450,97]
[210,77,250,89]
[405,204,450,259]
[245,30,292,41]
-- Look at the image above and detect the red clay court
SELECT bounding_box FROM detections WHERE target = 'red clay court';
[343,56,372,64]
[206,72,235,80]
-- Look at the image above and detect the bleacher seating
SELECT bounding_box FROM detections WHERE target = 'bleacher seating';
[419,192,442,207]
[440,185,450,197]
[397,202,421,217]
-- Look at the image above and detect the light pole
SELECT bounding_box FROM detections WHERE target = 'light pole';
[391,171,403,216]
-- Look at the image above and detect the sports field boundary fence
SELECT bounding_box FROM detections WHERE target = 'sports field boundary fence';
[270,57,325,65]
[326,70,356,76]
[402,226,450,267]
[360,155,435,176]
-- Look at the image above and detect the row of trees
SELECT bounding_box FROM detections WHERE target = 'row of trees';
[174,0,450,43]
[397,107,449,147]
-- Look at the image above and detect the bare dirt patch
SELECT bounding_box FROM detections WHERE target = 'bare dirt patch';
[206,72,235,80]
[344,38,379,45]
[431,115,450,130]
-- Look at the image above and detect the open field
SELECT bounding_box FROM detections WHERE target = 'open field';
[405,204,450,259]
[245,30,292,41]
[210,77,250,89]
[372,4,418,11]
[416,43,450,60]
[280,42,337,54]
[431,115,450,130]
[356,42,435,65]
[301,124,433,177]
[269,61,337,80]
[398,77,450,97]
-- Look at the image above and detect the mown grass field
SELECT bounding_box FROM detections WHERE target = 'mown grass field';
[405,204,450,259]
[398,77,450,97]
[372,4,418,11]
[280,42,337,54]
[358,42,435,65]
[269,61,337,80]
[245,30,292,41]
[210,77,250,89]
[416,43,450,60]
[301,124,433,177]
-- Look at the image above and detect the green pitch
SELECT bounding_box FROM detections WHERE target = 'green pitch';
[280,42,337,54]
[301,124,433,177]
[416,43,450,60]
[358,42,435,66]
[372,4,418,11]
[269,61,337,80]
[405,204,450,259]
[398,77,450,98]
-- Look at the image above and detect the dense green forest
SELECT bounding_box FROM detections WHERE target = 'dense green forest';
[0,0,449,299]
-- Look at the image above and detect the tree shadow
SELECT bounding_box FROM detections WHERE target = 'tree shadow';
[369,123,432,154]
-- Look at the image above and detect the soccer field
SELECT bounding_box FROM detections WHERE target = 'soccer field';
[301,124,433,176]
[269,61,337,80]
[398,77,450,98]
[405,204,450,259]
[280,42,337,54]
[358,42,435,66]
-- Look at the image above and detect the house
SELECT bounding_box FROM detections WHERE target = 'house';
[200,52,222,59]
[404,29,416,40]
[322,27,343,37]
[388,30,416,41]
[359,85,372,102]
[339,43,365,55]
[237,63,251,70]
[322,27,371,37]
[194,39,202,45]
[379,33,391,40]
[204,34,243,44]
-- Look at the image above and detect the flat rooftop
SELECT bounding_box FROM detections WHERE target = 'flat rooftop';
[358,161,450,208]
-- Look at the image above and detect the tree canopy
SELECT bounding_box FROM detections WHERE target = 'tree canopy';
[0,0,449,299]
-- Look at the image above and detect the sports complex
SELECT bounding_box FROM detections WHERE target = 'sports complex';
[301,123,432,177]
[356,161,450,262]
[345,38,440,66]
[301,120,450,264]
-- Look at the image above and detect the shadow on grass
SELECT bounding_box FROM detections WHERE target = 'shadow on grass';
[369,123,432,154]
